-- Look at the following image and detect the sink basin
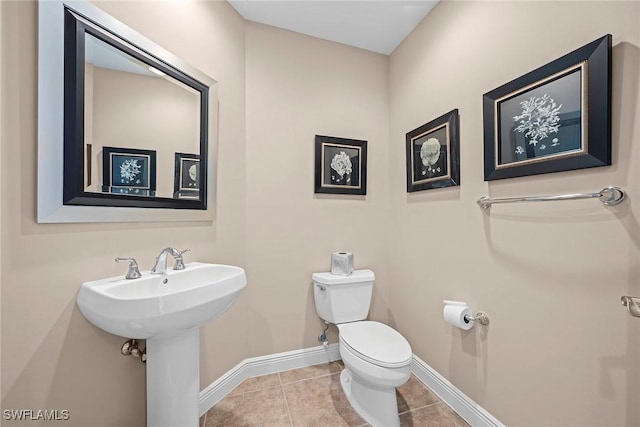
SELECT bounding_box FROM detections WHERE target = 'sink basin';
[77,262,246,339]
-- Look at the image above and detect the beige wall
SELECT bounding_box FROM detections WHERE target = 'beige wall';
[2,0,640,426]
[244,22,390,356]
[1,1,246,426]
[389,1,640,426]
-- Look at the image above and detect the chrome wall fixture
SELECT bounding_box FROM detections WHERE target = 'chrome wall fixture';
[621,296,640,318]
[477,186,625,209]
[464,312,490,326]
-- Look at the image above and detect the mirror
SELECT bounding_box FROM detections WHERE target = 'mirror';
[38,0,218,222]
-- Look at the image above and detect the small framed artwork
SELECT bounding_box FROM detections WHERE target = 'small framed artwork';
[102,146,156,196]
[483,34,611,181]
[314,135,367,195]
[405,109,460,192]
[174,152,200,199]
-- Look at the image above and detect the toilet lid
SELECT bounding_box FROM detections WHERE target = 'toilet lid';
[338,321,412,368]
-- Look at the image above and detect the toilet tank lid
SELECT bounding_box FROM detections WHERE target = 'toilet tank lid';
[312,269,374,285]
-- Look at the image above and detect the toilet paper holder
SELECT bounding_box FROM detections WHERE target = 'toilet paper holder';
[464,312,490,326]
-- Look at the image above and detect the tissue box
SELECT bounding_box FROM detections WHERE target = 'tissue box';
[331,252,354,276]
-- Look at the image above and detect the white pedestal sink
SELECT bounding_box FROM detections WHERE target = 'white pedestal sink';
[77,262,247,427]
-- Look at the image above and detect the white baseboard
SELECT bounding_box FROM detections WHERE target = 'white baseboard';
[411,354,504,427]
[199,345,503,427]
[198,343,341,416]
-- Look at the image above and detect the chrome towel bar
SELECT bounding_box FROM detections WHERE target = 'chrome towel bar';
[477,186,625,210]
[621,296,640,318]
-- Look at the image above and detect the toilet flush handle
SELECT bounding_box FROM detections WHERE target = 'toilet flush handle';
[316,284,326,291]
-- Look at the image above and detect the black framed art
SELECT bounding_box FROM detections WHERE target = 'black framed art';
[483,34,611,181]
[174,152,200,199]
[102,146,156,196]
[406,109,460,192]
[314,135,367,195]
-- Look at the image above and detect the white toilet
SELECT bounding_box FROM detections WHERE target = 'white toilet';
[312,269,412,427]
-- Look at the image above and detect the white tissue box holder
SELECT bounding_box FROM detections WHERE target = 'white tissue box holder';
[331,252,354,276]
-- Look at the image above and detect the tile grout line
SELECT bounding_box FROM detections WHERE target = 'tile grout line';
[280,370,341,387]
[225,383,282,398]
[278,372,295,427]
[398,400,444,416]
[220,368,342,400]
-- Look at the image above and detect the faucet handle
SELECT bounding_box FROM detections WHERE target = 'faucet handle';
[115,257,142,279]
[173,248,190,270]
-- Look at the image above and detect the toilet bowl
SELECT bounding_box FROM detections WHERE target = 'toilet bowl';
[312,270,413,427]
[338,321,412,427]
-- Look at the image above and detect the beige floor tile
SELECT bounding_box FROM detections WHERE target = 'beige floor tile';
[400,402,469,427]
[205,386,292,427]
[396,375,441,414]
[279,361,344,384]
[229,373,282,396]
[284,373,365,427]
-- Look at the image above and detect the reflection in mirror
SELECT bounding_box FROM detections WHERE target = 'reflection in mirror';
[63,7,209,209]
[84,34,201,199]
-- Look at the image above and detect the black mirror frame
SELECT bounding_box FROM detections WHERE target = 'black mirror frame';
[63,8,209,209]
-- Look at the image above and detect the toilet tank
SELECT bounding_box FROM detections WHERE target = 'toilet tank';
[312,269,374,324]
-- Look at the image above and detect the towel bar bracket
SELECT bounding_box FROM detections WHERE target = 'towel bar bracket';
[621,296,640,318]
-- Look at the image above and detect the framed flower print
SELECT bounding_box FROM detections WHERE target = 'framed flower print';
[406,109,460,192]
[483,34,611,181]
[314,135,367,196]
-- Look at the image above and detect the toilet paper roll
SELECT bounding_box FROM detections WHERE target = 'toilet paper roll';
[443,303,473,330]
[331,252,354,276]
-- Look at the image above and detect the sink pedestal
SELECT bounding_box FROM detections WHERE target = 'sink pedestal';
[146,329,200,427]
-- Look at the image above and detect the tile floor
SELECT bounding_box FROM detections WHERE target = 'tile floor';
[200,361,469,427]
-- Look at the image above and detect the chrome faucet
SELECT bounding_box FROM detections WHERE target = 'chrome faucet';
[150,247,190,274]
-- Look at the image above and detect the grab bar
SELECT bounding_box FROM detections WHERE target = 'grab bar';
[621,296,640,318]
[477,186,625,210]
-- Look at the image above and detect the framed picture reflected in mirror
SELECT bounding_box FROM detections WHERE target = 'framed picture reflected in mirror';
[102,146,156,196]
[174,152,200,199]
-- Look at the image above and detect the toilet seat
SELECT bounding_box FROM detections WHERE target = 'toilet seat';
[338,321,412,368]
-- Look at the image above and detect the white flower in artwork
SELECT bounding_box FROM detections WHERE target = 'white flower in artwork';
[120,159,142,184]
[539,144,546,150]
[515,145,525,155]
[330,151,353,179]
[420,138,441,167]
[513,94,562,146]
[551,137,560,146]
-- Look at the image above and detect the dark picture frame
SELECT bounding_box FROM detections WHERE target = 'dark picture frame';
[174,152,200,199]
[406,109,460,192]
[314,135,367,195]
[483,34,611,181]
[102,146,156,196]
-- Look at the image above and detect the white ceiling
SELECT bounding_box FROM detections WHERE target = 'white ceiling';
[227,1,439,55]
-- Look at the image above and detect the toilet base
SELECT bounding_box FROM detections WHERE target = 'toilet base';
[340,369,400,427]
